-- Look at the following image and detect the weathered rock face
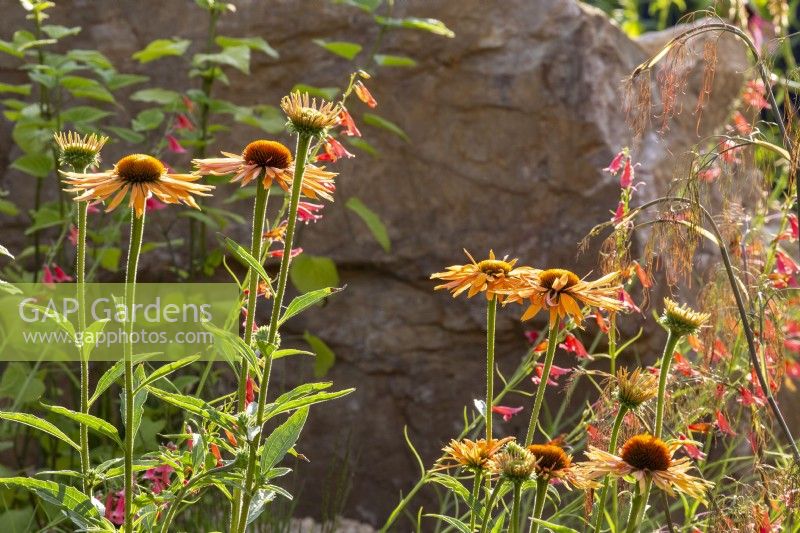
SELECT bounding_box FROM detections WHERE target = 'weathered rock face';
[0,0,745,525]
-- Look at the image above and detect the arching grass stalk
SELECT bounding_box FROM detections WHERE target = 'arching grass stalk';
[591,405,629,533]
[229,171,268,527]
[123,208,146,533]
[528,477,548,533]
[233,132,313,533]
[524,325,560,445]
[486,296,497,440]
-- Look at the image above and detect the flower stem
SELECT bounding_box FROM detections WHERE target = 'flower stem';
[655,331,679,440]
[624,480,651,533]
[233,133,312,533]
[608,315,617,375]
[528,477,548,533]
[469,470,483,532]
[524,325,560,446]
[510,482,522,533]
[230,175,269,529]
[486,296,497,440]
[591,405,629,533]
[123,209,146,533]
[479,480,505,533]
[76,199,90,496]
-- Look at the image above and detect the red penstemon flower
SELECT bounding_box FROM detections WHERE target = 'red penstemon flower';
[210,443,223,467]
[338,107,361,137]
[678,433,706,460]
[697,166,721,182]
[269,247,303,258]
[532,363,571,386]
[166,134,187,154]
[354,81,377,108]
[491,405,523,422]
[317,136,354,162]
[559,333,589,359]
[715,410,736,436]
[604,151,625,174]
[245,375,255,405]
[174,113,194,130]
[297,201,324,223]
[104,490,125,525]
[742,79,771,110]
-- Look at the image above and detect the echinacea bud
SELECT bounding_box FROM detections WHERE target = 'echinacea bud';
[616,367,658,410]
[488,442,537,482]
[53,131,108,171]
[281,91,340,138]
[659,298,709,337]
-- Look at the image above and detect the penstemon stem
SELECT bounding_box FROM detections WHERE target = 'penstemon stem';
[76,198,90,496]
[591,405,629,533]
[524,325,560,446]
[528,477,548,533]
[230,174,269,529]
[485,296,497,440]
[233,132,313,533]
[123,209,146,533]
[654,331,679,439]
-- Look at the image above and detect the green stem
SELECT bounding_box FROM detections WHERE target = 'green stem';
[380,474,430,533]
[528,477,548,533]
[624,480,651,533]
[591,405,628,533]
[486,297,497,440]
[76,199,90,496]
[524,325,560,445]
[230,177,269,530]
[234,133,312,533]
[608,315,617,375]
[469,470,482,532]
[478,480,505,533]
[654,331,679,440]
[510,482,522,533]
[123,209,146,533]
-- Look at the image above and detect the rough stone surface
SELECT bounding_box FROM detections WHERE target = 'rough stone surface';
[0,0,747,525]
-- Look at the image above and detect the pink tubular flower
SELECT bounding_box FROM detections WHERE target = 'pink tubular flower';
[619,289,640,313]
[523,330,539,344]
[354,81,377,108]
[620,158,634,188]
[742,79,771,110]
[182,94,195,112]
[174,113,194,130]
[318,136,354,163]
[338,107,361,137]
[604,151,625,174]
[715,410,736,437]
[210,443,223,467]
[245,375,255,405]
[143,464,174,494]
[697,166,721,182]
[678,434,706,461]
[53,264,73,282]
[532,363,571,386]
[42,265,55,287]
[737,386,766,407]
[166,134,187,154]
[145,197,168,211]
[297,201,324,224]
[491,405,523,422]
[731,111,752,136]
[68,225,78,246]
[559,333,589,359]
[104,490,125,525]
[613,201,625,223]
[789,214,799,240]
[269,247,303,258]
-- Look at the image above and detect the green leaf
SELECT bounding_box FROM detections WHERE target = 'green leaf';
[25,205,66,234]
[331,0,382,12]
[344,136,378,157]
[374,16,455,37]
[246,489,278,526]
[11,152,53,178]
[133,355,201,393]
[291,84,339,100]
[345,196,390,251]
[131,108,165,132]
[279,287,341,325]
[424,515,471,533]
[41,403,122,447]
[40,24,80,39]
[373,54,417,67]
[529,518,580,533]
[89,359,124,407]
[105,126,145,144]
[0,245,13,260]
[0,363,44,403]
[216,36,278,58]
[97,247,121,272]
[0,39,24,58]
[289,254,340,294]
[121,366,148,442]
[303,332,336,378]
[67,49,113,70]
[313,39,362,60]
[0,199,19,216]
[81,319,110,360]
[0,478,114,531]
[146,386,236,428]
[0,411,79,451]
[61,105,111,124]
[130,88,181,105]
[194,45,250,74]
[60,76,114,103]
[272,348,314,360]
[0,83,31,95]
[223,236,270,286]
[259,407,309,472]
[133,38,191,63]
[104,73,149,91]
[362,112,409,141]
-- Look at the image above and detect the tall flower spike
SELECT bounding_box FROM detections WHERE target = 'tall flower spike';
[281,91,340,137]
[504,268,623,327]
[660,298,710,337]
[578,433,713,502]
[430,249,532,301]
[62,154,214,218]
[54,131,108,170]
[193,139,337,202]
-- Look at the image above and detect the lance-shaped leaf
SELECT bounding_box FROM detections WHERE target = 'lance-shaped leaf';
[0,411,79,451]
[41,403,122,447]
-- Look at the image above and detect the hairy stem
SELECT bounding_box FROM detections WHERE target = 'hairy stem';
[486,296,497,440]
[528,477,548,533]
[76,199,90,495]
[525,325,560,445]
[591,405,629,533]
[510,482,522,533]
[479,480,505,533]
[655,331,679,439]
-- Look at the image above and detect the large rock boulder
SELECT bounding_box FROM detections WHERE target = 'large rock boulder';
[0,0,746,524]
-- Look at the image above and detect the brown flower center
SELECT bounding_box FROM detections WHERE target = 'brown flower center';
[477,259,512,277]
[538,269,580,291]
[115,154,165,184]
[528,444,570,472]
[620,434,671,472]
[243,140,293,169]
